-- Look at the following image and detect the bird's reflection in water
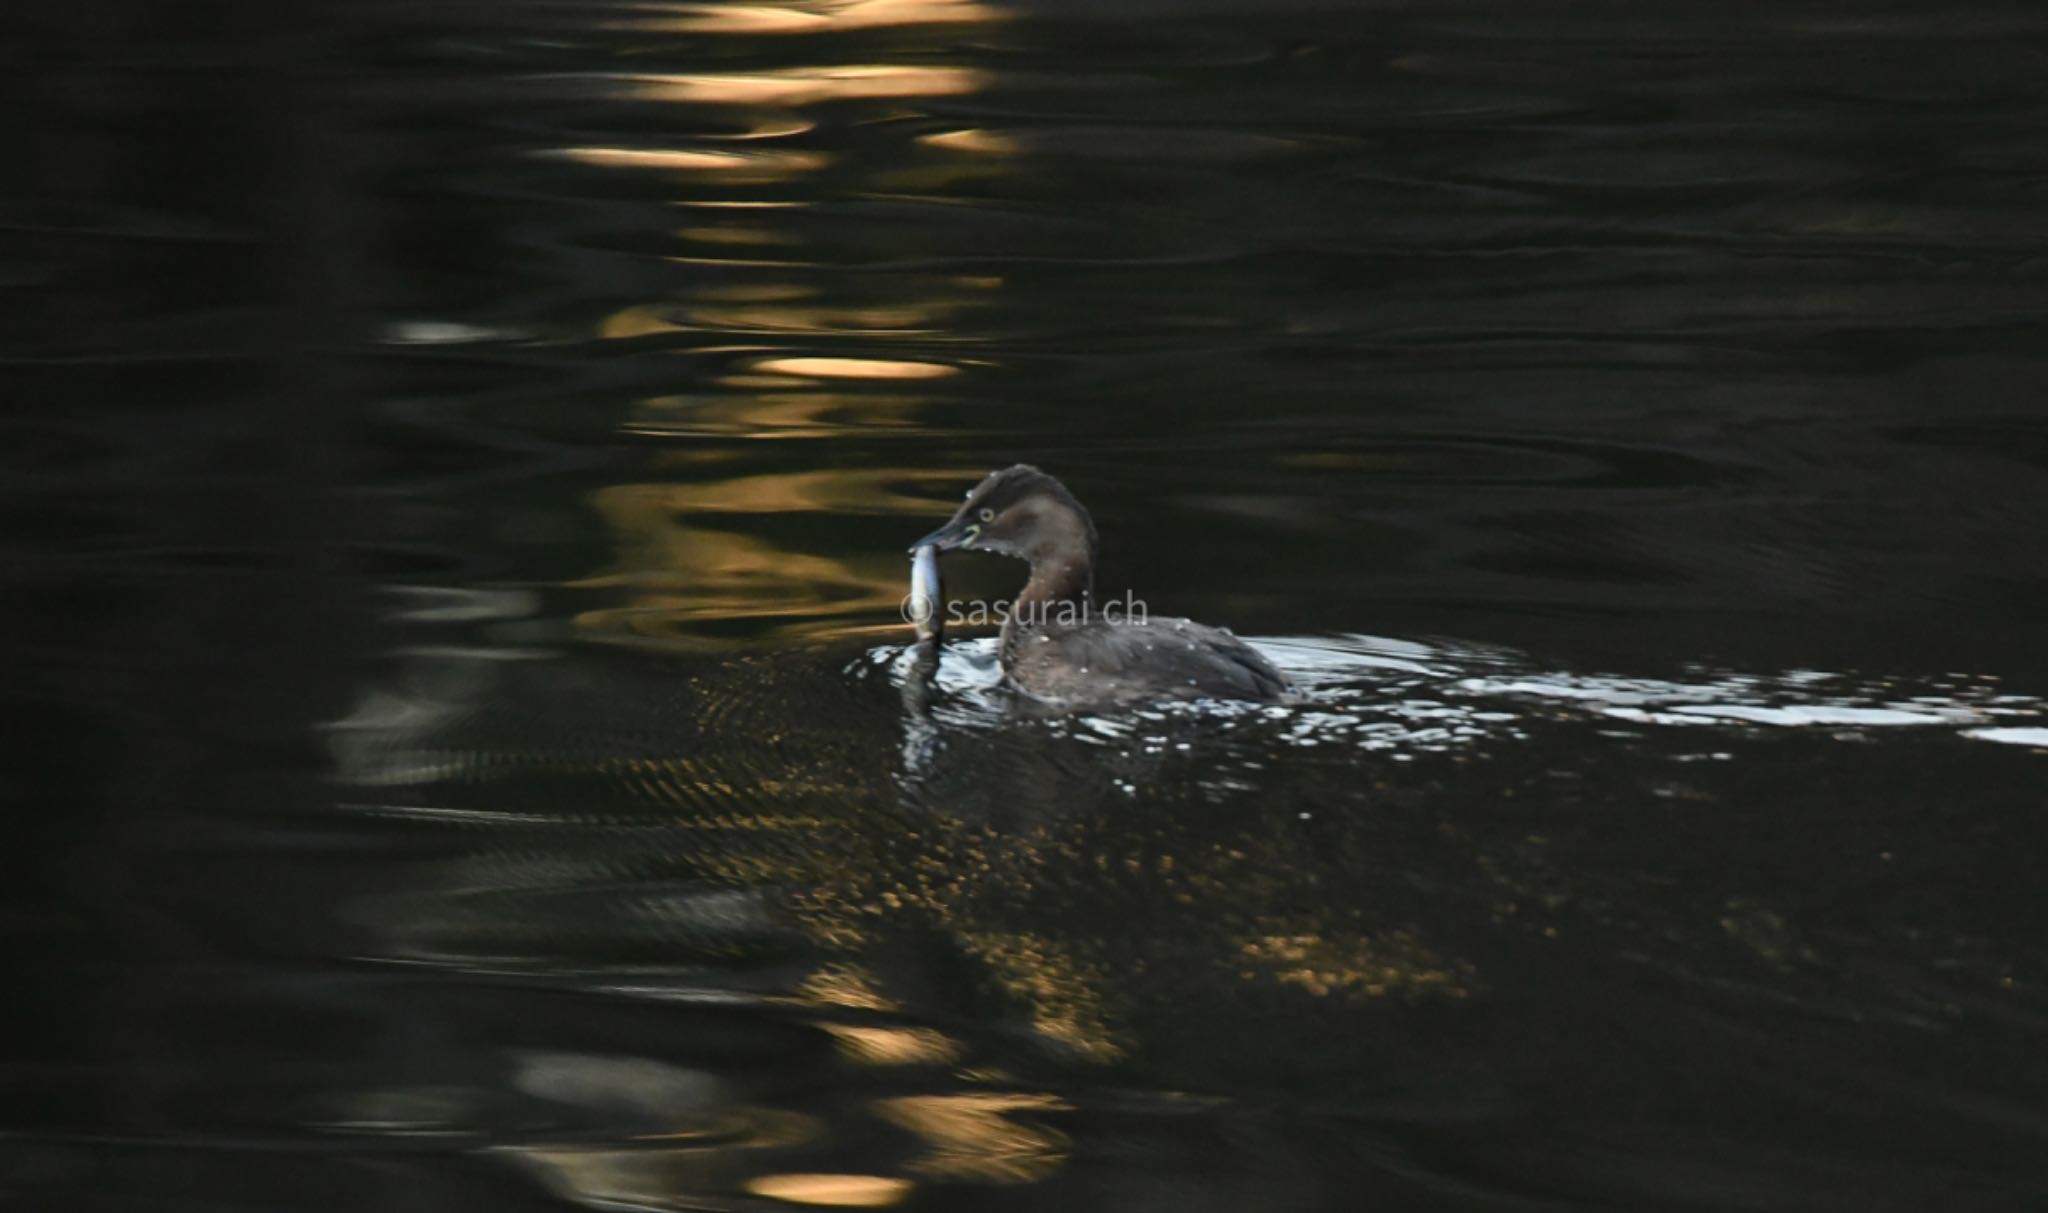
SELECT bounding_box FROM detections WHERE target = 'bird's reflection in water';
[889,636,1286,832]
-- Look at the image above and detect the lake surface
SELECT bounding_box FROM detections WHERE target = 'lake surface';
[7,1,2048,1210]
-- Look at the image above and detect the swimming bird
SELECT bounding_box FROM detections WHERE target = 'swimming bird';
[909,465,1289,706]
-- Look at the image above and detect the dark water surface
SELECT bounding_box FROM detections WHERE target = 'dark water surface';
[8,1,2048,1210]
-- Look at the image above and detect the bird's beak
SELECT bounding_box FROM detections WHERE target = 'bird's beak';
[908,518,979,554]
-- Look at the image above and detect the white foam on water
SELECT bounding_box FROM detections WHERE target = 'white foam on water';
[870,630,2047,766]
[1962,727,2048,748]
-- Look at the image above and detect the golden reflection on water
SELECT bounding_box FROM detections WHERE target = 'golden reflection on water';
[795,962,899,1011]
[510,1108,830,1209]
[511,1096,1065,1207]
[955,931,1123,1062]
[753,356,959,379]
[593,468,935,515]
[874,1093,1069,1183]
[619,0,1006,37]
[821,1023,965,1066]
[699,303,949,333]
[548,13,1007,648]
[599,303,692,341]
[572,473,938,645]
[639,393,926,437]
[744,1174,914,1207]
[917,128,1023,155]
[625,65,989,107]
[1237,924,1475,1000]
[556,146,831,180]
[678,224,793,246]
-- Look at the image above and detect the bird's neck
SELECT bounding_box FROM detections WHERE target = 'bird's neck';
[1016,557,1093,615]
[998,496,1097,657]
[1002,557,1094,657]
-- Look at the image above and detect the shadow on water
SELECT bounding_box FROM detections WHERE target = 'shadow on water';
[6,0,2048,1210]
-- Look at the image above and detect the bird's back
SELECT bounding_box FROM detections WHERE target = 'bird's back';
[1003,616,1290,707]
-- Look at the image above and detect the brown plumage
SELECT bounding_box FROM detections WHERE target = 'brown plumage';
[910,465,1290,706]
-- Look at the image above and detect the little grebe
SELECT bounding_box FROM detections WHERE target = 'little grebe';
[910,465,1290,705]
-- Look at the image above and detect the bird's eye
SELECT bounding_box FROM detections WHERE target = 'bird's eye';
[977,507,995,523]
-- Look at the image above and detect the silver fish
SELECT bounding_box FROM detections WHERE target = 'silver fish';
[908,543,943,645]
